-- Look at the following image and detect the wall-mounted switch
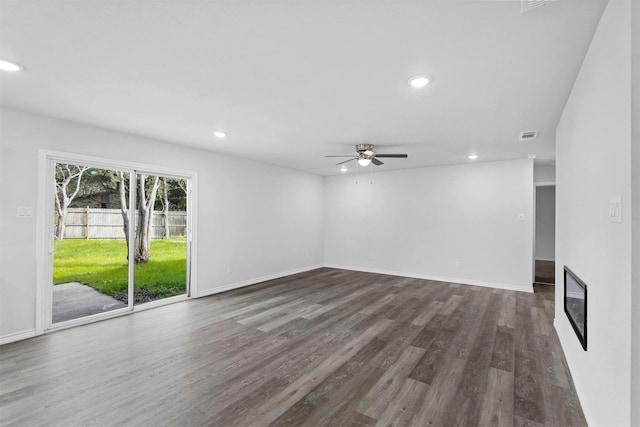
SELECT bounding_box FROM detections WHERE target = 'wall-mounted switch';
[518,213,525,222]
[609,197,622,223]
[16,206,34,218]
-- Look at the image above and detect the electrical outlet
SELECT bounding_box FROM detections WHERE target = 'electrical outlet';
[227,265,233,274]
[455,261,461,268]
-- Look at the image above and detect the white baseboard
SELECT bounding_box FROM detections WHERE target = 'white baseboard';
[0,329,36,346]
[535,257,556,262]
[195,264,324,298]
[324,264,534,294]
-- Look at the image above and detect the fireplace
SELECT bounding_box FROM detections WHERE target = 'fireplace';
[564,266,587,350]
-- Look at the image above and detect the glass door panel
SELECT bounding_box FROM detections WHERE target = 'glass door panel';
[133,173,188,305]
[52,164,131,323]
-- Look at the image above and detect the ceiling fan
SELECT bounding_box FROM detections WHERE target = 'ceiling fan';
[326,144,408,167]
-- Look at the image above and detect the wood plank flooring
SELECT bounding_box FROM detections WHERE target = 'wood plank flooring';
[535,260,555,285]
[0,268,586,426]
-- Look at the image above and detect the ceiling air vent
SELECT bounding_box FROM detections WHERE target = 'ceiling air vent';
[519,130,539,141]
[521,0,557,13]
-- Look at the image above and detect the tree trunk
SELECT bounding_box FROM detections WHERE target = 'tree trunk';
[134,206,150,263]
[54,181,69,241]
[54,164,88,240]
[55,208,67,240]
[163,178,170,239]
[134,175,160,263]
[117,172,130,256]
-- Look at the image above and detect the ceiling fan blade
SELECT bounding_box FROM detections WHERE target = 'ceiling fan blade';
[336,158,357,165]
[325,155,356,158]
[371,158,384,166]
[375,154,408,158]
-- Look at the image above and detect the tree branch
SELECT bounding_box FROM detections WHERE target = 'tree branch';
[68,166,89,202]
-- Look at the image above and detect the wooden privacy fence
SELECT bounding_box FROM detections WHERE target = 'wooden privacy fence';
[56,208,187,240]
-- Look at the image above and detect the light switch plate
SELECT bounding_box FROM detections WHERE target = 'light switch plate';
[16,206,34,218]
[609,197,622,223]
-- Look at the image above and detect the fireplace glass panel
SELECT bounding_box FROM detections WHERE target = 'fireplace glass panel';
[564,266,587,351]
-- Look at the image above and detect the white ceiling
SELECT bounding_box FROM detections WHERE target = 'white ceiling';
[0,0,607,176]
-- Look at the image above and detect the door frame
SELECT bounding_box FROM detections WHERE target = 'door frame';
[533,181,556,285]
[36,149,198,335]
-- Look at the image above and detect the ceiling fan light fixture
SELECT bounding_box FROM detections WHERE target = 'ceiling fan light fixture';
[408,75,430,88]
[327,144,407,167]
[358,157,372,167]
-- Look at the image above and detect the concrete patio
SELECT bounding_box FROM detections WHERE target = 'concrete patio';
[52,282,126,323]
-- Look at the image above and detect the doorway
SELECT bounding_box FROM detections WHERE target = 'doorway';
[534,184,556,285]
[41,153,193,330]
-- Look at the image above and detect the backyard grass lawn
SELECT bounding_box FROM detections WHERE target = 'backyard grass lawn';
[54,238,187,298]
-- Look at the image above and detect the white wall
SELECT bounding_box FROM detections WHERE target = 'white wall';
[324,159,534,292]
[535,186,555,261]
[631,0,640,423]
[555,1,632,425]
[0,108,325,340]
[534,165,556,183]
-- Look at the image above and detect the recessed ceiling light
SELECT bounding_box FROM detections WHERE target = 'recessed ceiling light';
[468,154,478,160]
[408,75,430,88]
[0,59,23,72]
[213,131,227,139]
[340,165,348,173]
[527,154,537,159]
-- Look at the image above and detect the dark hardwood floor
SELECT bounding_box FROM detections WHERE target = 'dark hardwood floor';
[0,268,585,426]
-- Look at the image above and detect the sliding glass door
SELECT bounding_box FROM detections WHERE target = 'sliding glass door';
[47,156,191,328]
